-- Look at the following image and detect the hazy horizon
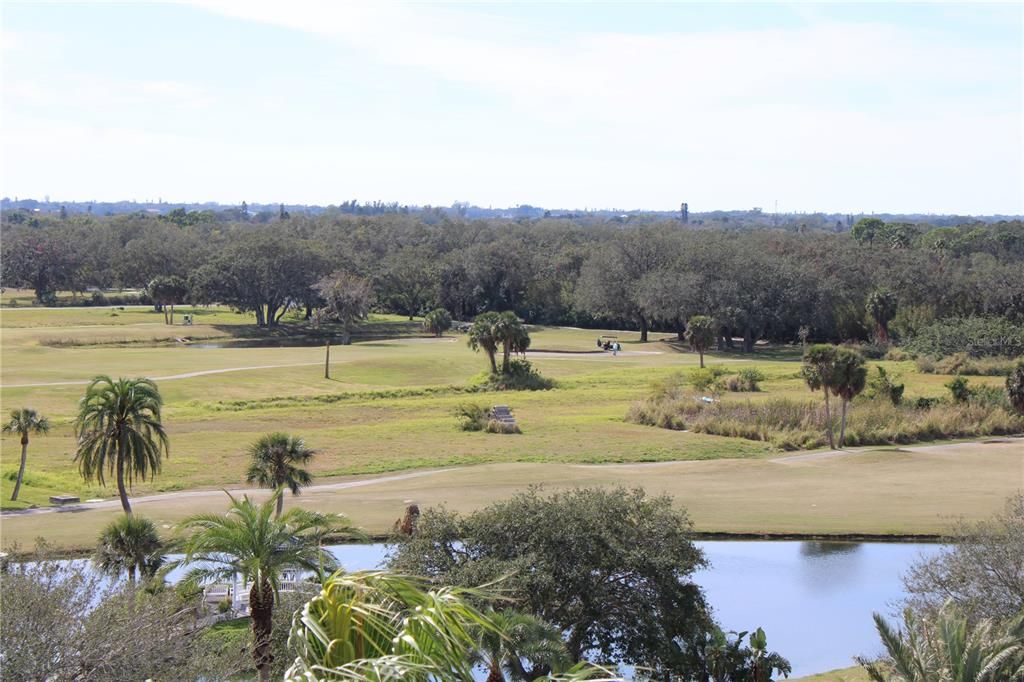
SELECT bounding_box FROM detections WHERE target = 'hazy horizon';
[2,2,1022,214]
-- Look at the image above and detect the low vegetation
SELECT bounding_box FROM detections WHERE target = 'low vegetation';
[903,316,1024,359]
[915,353,1019,376]
[628,386,1023,450]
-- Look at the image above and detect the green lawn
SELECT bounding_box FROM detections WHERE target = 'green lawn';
[0,306,1015,523]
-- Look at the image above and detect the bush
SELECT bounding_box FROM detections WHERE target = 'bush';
[484,419,521,434]
[725,368,764,392]
[904,316,1024,358]
[422,308,452,337]
[454,403,489,431]
[217,597,232,614]
[690,366,727,393]
[884,347,912,361]
[472,359,554,391]
[845,341,889,359]
[945,376,971,404]
[866,366,904,405]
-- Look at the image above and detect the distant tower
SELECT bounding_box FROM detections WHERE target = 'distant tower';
[680,202,689,224]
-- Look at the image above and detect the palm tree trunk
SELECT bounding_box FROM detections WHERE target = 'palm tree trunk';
[487,349,498,374]
[117,435,132,515]
[699,349,705,369]
[169,303,174,325]
[502,344,511,374]
[251,579,275,682]
[11,439,28,501]
[823,392,835,449]
[276,492,284,518]
[324,340,331,379]
[839,399,848,448]
[486,660,505,682]
[639,315,649,342]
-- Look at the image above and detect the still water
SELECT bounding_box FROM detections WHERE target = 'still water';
[312,540,942,679]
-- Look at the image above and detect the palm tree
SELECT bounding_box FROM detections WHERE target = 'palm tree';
[245,433,315,517]
[860,601,1024,682]
[286,570,500,681]
[801,344,838,449]
[1007,360,1024,415]
[423,308,453,337]
[468,312,501,374]
[866,289,898,343]
[94,514,164,583]
[684,315,716,369]
[2,408,50,501]
[74,376,169,514]
[493,312,530,374]
[831,347,867,448]
[471,610,571,682]
[170,490,358,682]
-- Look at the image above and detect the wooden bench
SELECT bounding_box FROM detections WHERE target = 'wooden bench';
[49,495,81,505]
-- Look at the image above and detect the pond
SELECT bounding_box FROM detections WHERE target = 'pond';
[303,540,942,679]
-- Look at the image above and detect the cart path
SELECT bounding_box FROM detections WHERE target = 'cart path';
[770,437,1022,463]
[1,362,325,389]
[3,468,456,517]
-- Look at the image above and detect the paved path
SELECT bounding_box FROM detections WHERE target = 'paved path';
[770,438,1022,463]
[2,362,326,389]
[3,468,455,517]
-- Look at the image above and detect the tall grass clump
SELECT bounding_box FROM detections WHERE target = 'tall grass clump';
[915,353,1019,376]
[627,389,1024,451]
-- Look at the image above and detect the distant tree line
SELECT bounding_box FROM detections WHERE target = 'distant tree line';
[2,211,1022,345]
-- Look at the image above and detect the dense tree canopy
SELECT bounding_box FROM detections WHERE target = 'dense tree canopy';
[2,211,1021,347]
[388,487,714,678]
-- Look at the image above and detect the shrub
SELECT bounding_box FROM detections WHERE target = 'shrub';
[904,316,1024,358]
[945,376,971,404]
[422,308,452,337]
[866,366,904,405]
[454,403,489,431]
[884,347,911,362]
[690,366,727,393]
[484,419,521,434]
[217,597,232,614]
[90,291,108,306]
[725,368,764,392]
[472,359,554,391]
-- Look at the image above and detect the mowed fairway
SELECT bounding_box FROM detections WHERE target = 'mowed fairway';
[3,440,1021,550]
[1,305,1020,549]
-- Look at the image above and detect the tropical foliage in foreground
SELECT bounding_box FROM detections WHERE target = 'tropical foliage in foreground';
[285,571,608,681]
[169,490,360,682]
[859,602,1024,681]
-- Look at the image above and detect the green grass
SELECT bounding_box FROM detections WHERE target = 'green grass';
[0,306,1018,526]
[791,666,870,682]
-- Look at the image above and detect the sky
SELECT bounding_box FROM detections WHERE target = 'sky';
[1,1,1022,214]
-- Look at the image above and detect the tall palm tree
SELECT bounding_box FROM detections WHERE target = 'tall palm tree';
[73,376,169,515]
[94,514,164,583]
[684,315,716,369]
[493,312,530,374]
[170,490,358,682]
[468,312,501,374]
[801,344,838,449]
[2,408,50,501]
[471,610,571,682]
[245,433,315,517]
[831,348,867,448]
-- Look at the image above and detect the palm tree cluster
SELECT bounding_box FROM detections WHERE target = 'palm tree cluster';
[94,514,164,583]
[467,311,530,374]
[801,344,867,448]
